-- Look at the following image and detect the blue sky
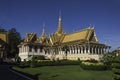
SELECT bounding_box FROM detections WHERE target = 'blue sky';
[0,0,120,50]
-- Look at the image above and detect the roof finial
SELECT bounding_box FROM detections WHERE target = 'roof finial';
[59,10,61,21]
[92,24,95,29]
[43,22,45,28]
[41,23,46,38]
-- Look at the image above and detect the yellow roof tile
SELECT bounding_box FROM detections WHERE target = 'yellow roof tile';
[0,33,7,43]
[62,28,92,43]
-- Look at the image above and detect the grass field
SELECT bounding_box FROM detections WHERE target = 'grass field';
[13,65,113,80]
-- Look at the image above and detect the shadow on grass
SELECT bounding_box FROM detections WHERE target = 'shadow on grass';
[10,66,40,80]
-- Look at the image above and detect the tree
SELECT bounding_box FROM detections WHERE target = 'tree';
[112,55,120,80]
[0,27,6,32]
[62,45,69,60]
[0,27,21,58]
[8,28,21,57]
[102,52,116,68]
[30,56,36,68]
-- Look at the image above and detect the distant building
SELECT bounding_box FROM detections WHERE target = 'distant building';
[116,47,120,55]
[18,16,110,61]
[0,33,8,61]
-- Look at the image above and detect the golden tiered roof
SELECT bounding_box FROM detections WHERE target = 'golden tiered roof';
[0,33,8,43]
[24,32,37,42]
[62,27,98,43]
[20,27,50,46]
[38,27,46,42]
[37,27,49,45]
[20,15,100,47]
[50,16,65,45]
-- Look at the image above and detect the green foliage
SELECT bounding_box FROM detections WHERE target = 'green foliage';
[13,65,113,80]
[0,26,7,32]
[15,54,21,63]
[35,55,45,60]
[8,28,21,57]
[102,52,116,66]
[112,55,120,80]
[30,60,80,67]
[0,27,21,58]
[62,45,69,59]
[80,62,107,70]
[30,56,37,68]
[19,60,30,68]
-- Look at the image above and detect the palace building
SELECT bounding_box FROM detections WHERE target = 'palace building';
[0,33,8,61]
[18,16,110,61]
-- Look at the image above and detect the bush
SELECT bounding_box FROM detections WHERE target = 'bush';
[112,55,120,80]
[80,62,107,70]
[19,59,81,67]
[30,56,37,68]
[32,60,80,67]
[36,55,45,60]
[113,74,120,80]
[19,61,30,68]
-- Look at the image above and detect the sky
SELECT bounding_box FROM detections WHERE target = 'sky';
[0,0,120,50]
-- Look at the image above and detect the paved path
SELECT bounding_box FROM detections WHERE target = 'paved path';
[0,65,33,80]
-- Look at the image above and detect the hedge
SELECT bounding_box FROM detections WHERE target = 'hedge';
[35,60,80,67]
[80,62,107,70]
[19,60,81,68]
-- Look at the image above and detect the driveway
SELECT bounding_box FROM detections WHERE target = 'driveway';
[0,65,33,80]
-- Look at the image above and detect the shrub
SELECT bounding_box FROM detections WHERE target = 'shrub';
[112,55,120,80]
[36,55,45,60]
[30,56,37,68]
[19,61,30,68]
[32,60,80,67]
[80,62,106,70]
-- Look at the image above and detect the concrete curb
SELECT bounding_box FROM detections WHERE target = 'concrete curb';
[9,69,34,80]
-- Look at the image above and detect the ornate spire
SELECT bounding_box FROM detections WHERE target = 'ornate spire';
[41,23,46,38]
[56,11,64,34]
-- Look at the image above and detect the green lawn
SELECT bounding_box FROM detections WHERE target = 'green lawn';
[13,65,113,80]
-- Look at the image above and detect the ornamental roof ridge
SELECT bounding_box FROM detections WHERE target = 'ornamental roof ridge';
[65,27,93,36]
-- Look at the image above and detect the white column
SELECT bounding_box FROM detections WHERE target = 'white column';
[22,46,24,52]
[97,47,99,54]
[73,46,75,54]
[27,46,29,52]
[22,46,23,52]
[72,46,74,54]
[91,47,94,54]
[25,46,27,52]
[38,48,40,53]
[24,46,26,52]
[84,46,86,54]
[104,47,106,54]
[81,46,83,53]
[75,46,77,54]
[32,47,34,53]
[69,46,71,54]
[108,47,110,52]
[95,47,97,54]
[88,46,90,54]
